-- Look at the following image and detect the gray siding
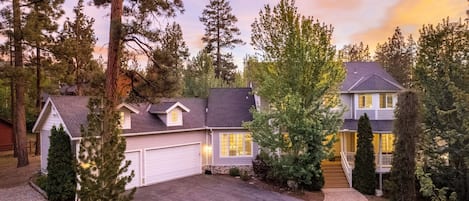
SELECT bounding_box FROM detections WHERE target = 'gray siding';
[377,110,394,120]
[356,110,375,120]
[212,129,258,165]
[340,94,353,119]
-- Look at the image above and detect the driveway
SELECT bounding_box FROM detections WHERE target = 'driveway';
[133,174,302,201]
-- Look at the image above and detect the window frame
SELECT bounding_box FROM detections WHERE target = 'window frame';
[379,93,394,109]
[219,133,253,158]
[357,94,373,109]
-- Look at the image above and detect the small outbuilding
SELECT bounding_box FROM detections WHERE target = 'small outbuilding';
[0,118,13,151]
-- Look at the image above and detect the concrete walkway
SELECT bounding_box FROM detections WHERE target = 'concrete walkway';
[322,188,368,201]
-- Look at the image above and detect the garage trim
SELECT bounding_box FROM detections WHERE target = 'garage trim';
[143,142,203,186]
[124,149,143,189]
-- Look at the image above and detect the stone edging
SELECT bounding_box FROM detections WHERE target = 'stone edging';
[28,176,47,200]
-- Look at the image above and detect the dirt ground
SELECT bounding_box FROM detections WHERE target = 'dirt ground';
[0,151,41,188]
[365,195,389,201]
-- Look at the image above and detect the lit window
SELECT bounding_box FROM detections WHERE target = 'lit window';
[220,133,252,157]
[170,110,178,123]
[379,94,393,108]
[358,94,372,108]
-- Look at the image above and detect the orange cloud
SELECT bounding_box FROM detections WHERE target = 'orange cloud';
[352,0,467,50]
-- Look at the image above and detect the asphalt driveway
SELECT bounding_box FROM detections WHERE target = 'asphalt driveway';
[133,174,302,201]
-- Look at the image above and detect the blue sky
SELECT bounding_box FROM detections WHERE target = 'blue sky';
[20,0,469,70]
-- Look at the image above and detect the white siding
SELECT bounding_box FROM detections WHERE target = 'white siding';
[39,105,66,173]
[340,94,353,119]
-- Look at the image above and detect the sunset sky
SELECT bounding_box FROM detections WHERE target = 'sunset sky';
[43,0,469,70]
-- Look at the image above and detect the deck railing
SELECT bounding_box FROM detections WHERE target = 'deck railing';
[340,151,353,187]
[343,152,393,168]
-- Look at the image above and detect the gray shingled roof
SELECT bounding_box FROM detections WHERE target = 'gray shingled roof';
[342,119,393,132]
[341,62,403,92]
[206,88,255,127]
[148,102,177,114]
[50,96,90,138]
[49,96,207,138]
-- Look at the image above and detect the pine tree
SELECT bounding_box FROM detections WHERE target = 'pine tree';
[47,125,76,201]
[77,98,135,201]
[353,113,376,195]
[415,18,469,201]
[246,0,345,190]
[375,27,416,88]
[338,42,371,62]
[200,0,243,82]
[141,22,189,98]
[53,0,102,96]
[388,90,421,201]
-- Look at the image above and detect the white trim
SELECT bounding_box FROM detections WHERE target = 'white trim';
[117,103,140,114]
[32,97,52,132]
[32,98,74,140]
[121,128,206,137]
[165,102,190,113]
[218,132,254,158]
[208,127,246,130]
[143,142,202,186]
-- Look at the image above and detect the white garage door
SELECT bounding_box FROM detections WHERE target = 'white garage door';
[124,151,141,189]
[144,143,201,185]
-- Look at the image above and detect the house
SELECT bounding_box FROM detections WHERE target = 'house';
[33,88,257,189]
[332,62,404,190]
[0,118,13,152]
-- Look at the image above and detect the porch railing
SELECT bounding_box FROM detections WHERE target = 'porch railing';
[340,151,353,187]
[342,152,393,168]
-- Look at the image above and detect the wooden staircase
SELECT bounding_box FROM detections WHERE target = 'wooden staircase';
[322,161,350,188]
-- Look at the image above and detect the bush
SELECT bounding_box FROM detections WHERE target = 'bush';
[35,174,48,192]
[252,151,270,180]
[241,171,250,181]
[229,167,240,177]
[47,125,76,201]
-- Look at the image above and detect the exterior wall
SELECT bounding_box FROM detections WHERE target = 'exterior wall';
[212,129,259,166]
[38,105,67,173]
[353,93,397,120]
[40,130,51,173]
[340,94,353,119]
[125,130,209,166]
[0,122,13,151]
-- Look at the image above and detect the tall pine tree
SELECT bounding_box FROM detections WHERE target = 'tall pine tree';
[388,90,421,201]
[77,98,135,201]
[375,27,416,88]
[338,42,371,62]
[200,0,243,82]
[415,19,469,201]
[53,0,102,96]
[353,113,376,195]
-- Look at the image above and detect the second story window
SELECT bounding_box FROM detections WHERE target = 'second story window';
[358,94,372,109]
[379,93,393,108]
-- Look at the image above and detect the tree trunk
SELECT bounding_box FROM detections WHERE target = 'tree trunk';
[13,0,29,167]
[35,45,41,156]
[105,0,123,108]
[9,33,17,158]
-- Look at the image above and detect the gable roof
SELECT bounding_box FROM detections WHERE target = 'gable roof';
[341,62,403,92]
[148,101,190,114]
[342,119,393,132]
[207,88,256,127]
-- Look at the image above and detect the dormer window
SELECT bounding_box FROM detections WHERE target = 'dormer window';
[148,101,190,127]
[116,103,140,129]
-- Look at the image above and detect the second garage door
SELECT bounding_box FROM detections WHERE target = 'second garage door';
[144,143,201,185]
